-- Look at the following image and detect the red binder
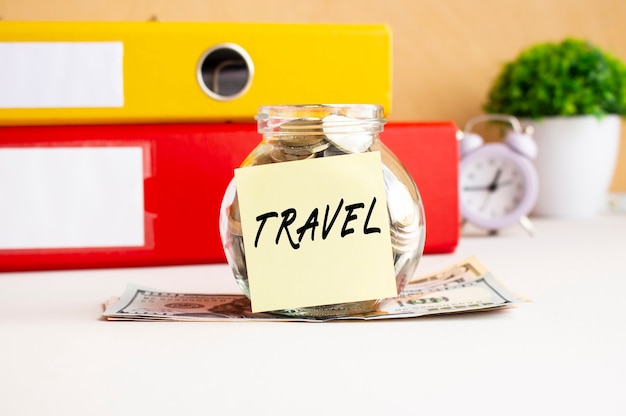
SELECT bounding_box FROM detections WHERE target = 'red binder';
[382,122,460,254]
[0,122,458,272]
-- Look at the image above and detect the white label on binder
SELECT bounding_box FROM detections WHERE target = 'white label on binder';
[0,147,144,249]
[0,42,124,108]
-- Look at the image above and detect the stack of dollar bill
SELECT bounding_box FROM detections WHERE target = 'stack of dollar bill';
[102,256,527,322]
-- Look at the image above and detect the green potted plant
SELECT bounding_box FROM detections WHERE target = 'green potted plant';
[483,38,626,218]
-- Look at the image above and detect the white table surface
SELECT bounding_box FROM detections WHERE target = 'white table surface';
[1,213,625,416]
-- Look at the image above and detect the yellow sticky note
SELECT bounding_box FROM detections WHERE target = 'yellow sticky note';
[234,151,397,312]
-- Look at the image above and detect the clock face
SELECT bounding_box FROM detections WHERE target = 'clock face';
[459,143,538,230]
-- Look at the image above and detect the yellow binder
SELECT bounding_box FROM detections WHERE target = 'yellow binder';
[0,22,391,126]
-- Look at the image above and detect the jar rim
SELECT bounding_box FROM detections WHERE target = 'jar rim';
[256,104,385,135]
[256,104,384,119]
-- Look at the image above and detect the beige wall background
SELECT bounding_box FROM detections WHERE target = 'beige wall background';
[1,0,625,190]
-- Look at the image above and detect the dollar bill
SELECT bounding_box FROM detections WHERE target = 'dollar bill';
[402,255,487,295]
[102,256,526,322]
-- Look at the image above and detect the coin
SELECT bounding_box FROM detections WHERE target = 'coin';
[270,148,316,163]
[228,197,243,236]
[280,141,329,156]
[279,119,325,144]
[277,119,329,156]
[380,165,424,253]
[322,114,373,153]
[323,145,347,157]
[382,165,417,226]
[230,233,249,290]
[248,149,273,166]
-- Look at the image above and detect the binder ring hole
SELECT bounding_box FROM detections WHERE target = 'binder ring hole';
[197,43,254,101]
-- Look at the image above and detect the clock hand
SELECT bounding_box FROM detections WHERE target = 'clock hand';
[463,168,515,192]
[487,168,502,192]
[479,169,504,211]
[463,185,490,191]
[480,192,493,211]
[464,168,505,192]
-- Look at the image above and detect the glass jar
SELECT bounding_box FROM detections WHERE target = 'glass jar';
[219,104,425,317]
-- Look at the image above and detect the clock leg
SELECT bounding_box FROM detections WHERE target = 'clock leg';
[519,216,536,236]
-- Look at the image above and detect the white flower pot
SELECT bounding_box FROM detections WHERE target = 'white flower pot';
[521,115,621,219]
